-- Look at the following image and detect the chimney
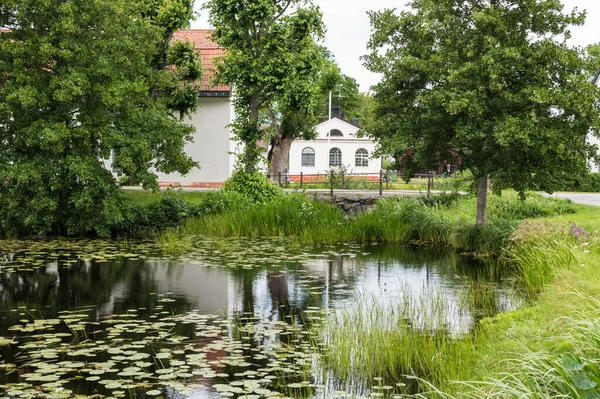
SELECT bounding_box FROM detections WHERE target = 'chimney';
[331,105,343,119]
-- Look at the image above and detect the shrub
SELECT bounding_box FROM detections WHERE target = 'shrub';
[190,190,250,216]
[489,192,576,220]
[223,171,282,203]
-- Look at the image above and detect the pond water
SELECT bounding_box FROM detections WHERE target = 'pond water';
[0,237,521,399]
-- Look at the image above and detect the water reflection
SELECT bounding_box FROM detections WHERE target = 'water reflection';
[0,239,520,398]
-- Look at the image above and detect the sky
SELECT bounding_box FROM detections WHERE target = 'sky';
[191,0,600,92]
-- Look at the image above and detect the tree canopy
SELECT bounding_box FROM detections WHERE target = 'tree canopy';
[206,0,325,173]
[364,0,600,225]
[0,0,200,236]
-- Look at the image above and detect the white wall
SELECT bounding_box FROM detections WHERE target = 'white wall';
[154,96,236,185]
[589,135,600,173]
[289,118,382,176]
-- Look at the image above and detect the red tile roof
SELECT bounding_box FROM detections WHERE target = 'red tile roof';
[173,29,230,93]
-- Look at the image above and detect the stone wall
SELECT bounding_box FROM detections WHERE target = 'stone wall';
[313,194,380,216]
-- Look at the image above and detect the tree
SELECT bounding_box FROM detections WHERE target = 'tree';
[206,0,325,173]
[364,0,600,225]
[315,62,361,121]
[586,43,600,82]
[265,44,328,181]
[0,0,199,236]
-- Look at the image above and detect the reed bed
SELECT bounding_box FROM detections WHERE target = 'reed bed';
[320,287,484,393]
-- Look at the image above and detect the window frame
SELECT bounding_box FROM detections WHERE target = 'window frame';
[329,147,342,167]
[355,148,369,167]
[301,147,316,167]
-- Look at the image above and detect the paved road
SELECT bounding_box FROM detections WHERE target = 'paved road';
[123,186,443,197]
[549,192,600,207]
[123,186,600,206]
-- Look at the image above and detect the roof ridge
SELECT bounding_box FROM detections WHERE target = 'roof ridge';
[177,29,214,32]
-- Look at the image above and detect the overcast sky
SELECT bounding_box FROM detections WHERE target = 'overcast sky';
[191,0,600,91]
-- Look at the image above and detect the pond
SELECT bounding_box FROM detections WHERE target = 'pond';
[0,237,521,399]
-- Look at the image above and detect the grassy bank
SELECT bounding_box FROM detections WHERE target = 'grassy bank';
[318,205,600,397]
[172,190,576,254]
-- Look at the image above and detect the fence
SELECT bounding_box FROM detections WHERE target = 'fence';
[271,171,436,196]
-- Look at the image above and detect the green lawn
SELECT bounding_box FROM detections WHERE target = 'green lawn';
[122,189,215,206]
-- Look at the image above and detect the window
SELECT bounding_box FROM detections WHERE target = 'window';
[329,148,342,167]
[301,147,315,167]
[355,148,369,167]
[327,129,343,137]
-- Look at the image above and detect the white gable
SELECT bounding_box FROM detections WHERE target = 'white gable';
[315,117,361,140]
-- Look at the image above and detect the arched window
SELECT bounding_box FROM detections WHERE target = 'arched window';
[329,148,342,167]
[355,148,369,167]
[327,129,343,137]
[301,147,315,167]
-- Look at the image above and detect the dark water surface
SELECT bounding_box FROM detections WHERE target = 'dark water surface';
[0,238,520,398]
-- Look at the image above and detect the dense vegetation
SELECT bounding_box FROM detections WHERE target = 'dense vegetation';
[0,0,200,237]
[363,0,600,225]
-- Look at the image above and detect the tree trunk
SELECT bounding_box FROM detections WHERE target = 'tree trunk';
[242,95,261,174]
[476,174,489,226]
[267,136,293,183]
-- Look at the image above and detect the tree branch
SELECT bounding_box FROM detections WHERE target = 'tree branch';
[274,0,293,21]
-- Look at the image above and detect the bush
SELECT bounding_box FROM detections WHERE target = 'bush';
[488,192,577,220]
[223,171,282,203]
[190,190,250,216]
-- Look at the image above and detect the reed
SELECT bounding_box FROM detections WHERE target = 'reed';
[320,287,488,393]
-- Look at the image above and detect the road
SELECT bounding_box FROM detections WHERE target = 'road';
[123,186,444,197]
[549,192,600,207]
[123,186,600,206]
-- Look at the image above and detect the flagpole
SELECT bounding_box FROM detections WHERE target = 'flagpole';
[328,91,332,161]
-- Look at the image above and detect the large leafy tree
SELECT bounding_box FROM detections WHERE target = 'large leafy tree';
[265,43,328,180]
[265,56,366,180]
[364,0,600,225]
[206,0,325,173]
[0,0,200,236]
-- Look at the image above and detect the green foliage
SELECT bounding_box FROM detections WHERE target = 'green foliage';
[181,192,577,257]
[316,62,362,120]
[223,171,282,203]
[364,0,600,222]
[488,193,577,220]
[206,0,325,172]
[0,0,198,237]
[183,193,345,243]
[556,173,600,193]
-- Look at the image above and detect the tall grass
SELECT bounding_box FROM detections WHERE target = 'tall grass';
[321,287,484,393]
[182,194,347,244]
[319,218,582,396]
[410,298,600,399]
[161,191,576,260]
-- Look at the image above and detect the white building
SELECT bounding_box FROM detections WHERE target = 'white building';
[589,67,600,173]
[154,30,239,187]
[288,117,383,178]
[108,30,239,187]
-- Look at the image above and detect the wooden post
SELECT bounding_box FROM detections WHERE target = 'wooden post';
[379,170,383,196]
[300,172,303,189]
[427,174,432,198]
[330,170,334,196]
[278,172,282,187]
[341,171,345,189]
